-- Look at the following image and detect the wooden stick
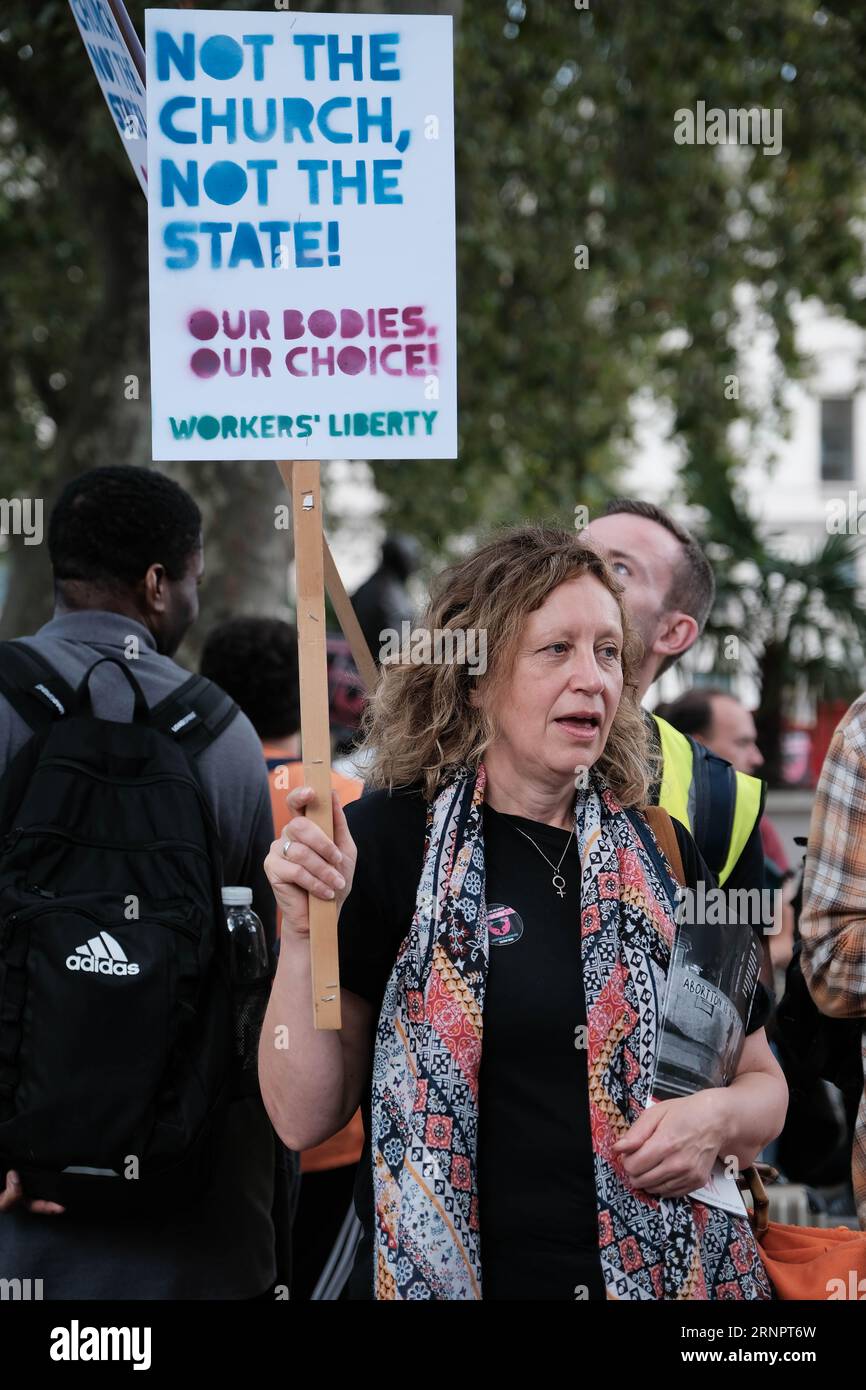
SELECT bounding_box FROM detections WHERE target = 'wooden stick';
[277,462,378,694]
[322,540,379,695]
[276,459,341,1030]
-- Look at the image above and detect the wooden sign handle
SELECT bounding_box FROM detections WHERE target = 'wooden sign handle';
[276,459,341,1030]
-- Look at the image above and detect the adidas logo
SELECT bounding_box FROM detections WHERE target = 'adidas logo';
[65,932,140,977]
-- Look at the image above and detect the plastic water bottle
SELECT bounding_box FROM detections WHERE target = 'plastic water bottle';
[222,887,269,1067]
[222,886,268,980]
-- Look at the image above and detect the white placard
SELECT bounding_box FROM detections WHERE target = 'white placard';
[68,0,148,195]
[145,9,457,461]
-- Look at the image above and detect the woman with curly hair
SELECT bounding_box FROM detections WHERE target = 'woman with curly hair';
[260,525,786,1301]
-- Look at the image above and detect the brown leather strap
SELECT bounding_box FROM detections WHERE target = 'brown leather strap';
[736,1163,773,1236]
[644,805,686,888]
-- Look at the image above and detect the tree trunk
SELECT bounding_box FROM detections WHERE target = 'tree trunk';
[174,461,293,669]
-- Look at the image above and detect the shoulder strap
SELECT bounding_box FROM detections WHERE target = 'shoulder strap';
[149,673,239,758]
[643,805,686,887]
[0,646,240,759]
[0,640,77,733]
[691,744,736,882]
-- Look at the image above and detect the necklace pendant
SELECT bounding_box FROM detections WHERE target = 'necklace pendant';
[552,873,566,898]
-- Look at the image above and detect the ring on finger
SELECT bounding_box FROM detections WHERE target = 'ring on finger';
[281,837,292,858]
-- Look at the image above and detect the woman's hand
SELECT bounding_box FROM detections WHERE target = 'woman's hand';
[264,785,358,938]
[612,1089,732,1199]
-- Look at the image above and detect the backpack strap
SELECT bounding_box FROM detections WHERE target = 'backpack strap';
[690,743,736,882]
[149,674,239,758]
[0,640,77,733]
[643,805,686,887]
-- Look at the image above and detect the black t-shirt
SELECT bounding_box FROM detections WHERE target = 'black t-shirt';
[339,786,771,1301]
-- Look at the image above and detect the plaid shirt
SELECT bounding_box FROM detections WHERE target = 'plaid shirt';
[801,694,866,1228]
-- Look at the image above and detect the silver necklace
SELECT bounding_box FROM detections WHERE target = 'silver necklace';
[511,817,577,898]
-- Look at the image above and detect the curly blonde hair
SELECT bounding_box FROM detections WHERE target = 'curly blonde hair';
[360,524,656,807]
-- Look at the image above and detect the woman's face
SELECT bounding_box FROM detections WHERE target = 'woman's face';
[484,573,625,788]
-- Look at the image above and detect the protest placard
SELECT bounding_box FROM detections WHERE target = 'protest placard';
[68,0,148,194]
[145,8,457,461]
[68,2,379,693]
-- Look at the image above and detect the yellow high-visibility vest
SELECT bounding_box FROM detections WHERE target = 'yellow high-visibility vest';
[654,714,763,886]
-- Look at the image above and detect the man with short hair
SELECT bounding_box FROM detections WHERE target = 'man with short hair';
[0,466,278,1299]
[656,687,764,777]
[587,500,715,685]
[584,500,765,896]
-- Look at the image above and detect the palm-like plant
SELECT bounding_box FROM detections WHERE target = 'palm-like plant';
[700,509,866,786]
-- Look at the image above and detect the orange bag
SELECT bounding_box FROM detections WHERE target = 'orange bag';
[740,1165,866,1300]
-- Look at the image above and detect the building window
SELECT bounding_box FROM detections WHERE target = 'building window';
[820,397,854,481]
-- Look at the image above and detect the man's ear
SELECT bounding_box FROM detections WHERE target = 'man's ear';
[142,563,168,614]
[653,611,699,664]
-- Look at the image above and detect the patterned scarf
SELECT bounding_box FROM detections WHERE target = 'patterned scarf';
[371,765,771,1301]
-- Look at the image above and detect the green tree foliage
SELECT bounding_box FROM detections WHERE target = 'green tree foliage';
[372,0,866,550]
[3,0,866,723]
[0,0,301,644]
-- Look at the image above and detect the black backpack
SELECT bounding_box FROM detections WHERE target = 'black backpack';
[0,640,242,1215]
